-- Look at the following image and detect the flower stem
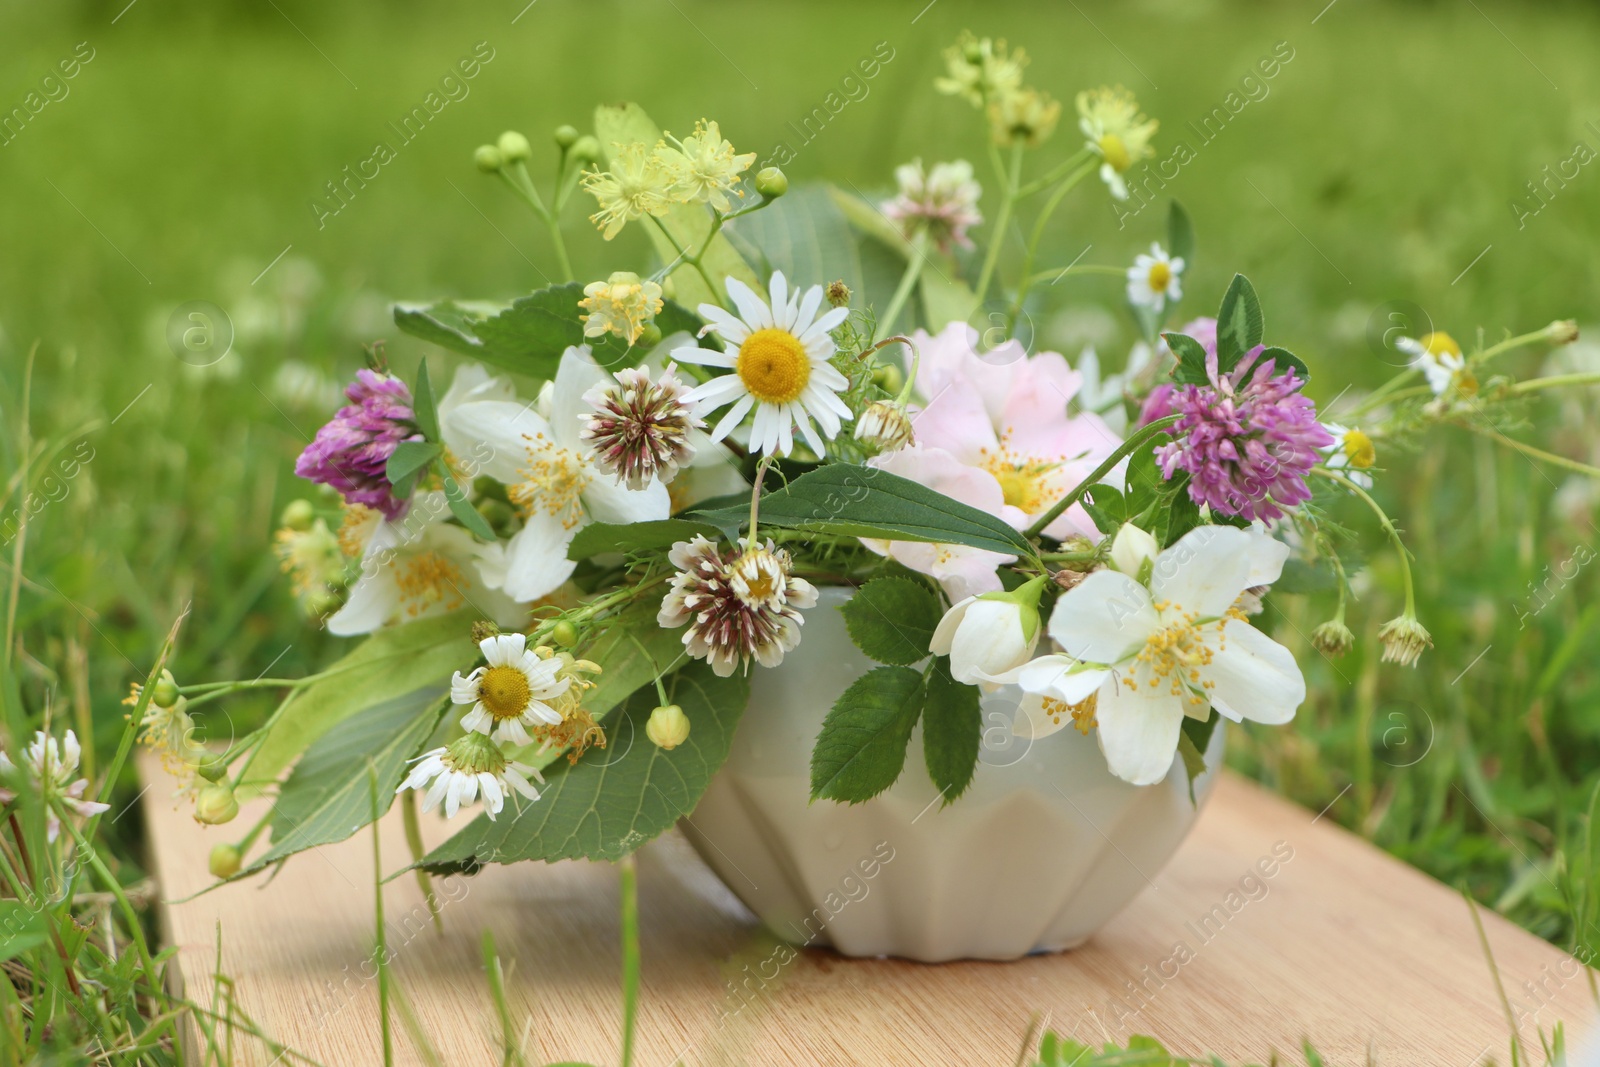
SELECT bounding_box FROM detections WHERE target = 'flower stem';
[1508,372,1600,395]
[1023,415,1181,540]
[1008,160,1097,331]
[880,231,927,335]
[618,853,641,1067]
[500,165,574,283]
[650,216,719,300]
[1313,467,1417,618]
[1465,424,1600,479]
[973,143,1025,308]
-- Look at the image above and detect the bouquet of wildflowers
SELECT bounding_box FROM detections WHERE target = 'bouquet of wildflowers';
[140,32,1584,883]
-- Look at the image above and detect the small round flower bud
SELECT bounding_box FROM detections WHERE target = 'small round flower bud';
[754,167,788,199]
[304,587,341,618]
[646,704,691,750]
[476,497,515,532]
[209,843,242,879]
[151,670,180,709]
[636,322,663,347]
[497,130,532,163]
[1311,619,1355,657]
[474,144,504,172]
[194,783,239,825]
[871,363,905,395]
[825,280,852,308]
[1547,319,1580,345]
[196,755,229,783]
[553,124,580,149]
[551,620,579,648]
[470,620,502,644]
[280,499,315,532]
[571,135,602,162]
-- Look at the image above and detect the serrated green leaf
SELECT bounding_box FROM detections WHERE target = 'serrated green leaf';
[240,611,477,795]
[1163,331,1210,386]
[1258,344,1311,383]
[1167,200,1195,266]
[1214,273,1264,372]
[411,359,441,441]
[1080,483,1127,536]
[416,663,749,872]
[566,518,722,561]
[594,103,761,308]
[840,577,941,665]
[922,660,980,803]
[441,468,495,540]
[238,690,446,878]
[810,665,924,804]
[688,464,1033,558]
[386,440,441,488]
[578,600,693,721]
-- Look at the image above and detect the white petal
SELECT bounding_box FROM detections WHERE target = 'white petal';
[443,400,551,485]
[710,393,755,441]
[583,472,671,525]
[478,773,505,817]
[792,284,823,335]
[1243,522,1290,587]
[450,668,483,705]
[481,632,526,666]
[674,343,738,369]
[460,705,493,735]
[1204,622,1304,725]
[493,717,534,746]
[327,568,401,636]
[929,597,974,655]
[1013,656,1110,704]
[422,771,452,813]
[504,766,542,800]
[1095,680,1187,786]
[551,348,609,447]
[496,510,580,602]
[697,304,752,346]
[768,272,791,328]
[1149,526,1254,618]
[526,700,563,726]
[793,407,825,456]
[947,601,1033,683]
[1047,570,1158,664]
[725,277,772,330]
[1012,692,1070,740]
[797,305,849,346]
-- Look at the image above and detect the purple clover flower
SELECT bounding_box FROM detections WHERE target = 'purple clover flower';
[294,369,419,519]
[1154,348,1332,522]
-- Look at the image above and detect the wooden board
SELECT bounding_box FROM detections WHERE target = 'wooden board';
[142,752,1595,1065]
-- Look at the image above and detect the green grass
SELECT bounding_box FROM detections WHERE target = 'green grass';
[6,0,1600,1056]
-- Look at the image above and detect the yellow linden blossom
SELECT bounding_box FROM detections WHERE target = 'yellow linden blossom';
[273,517,343,597]
[988,87,1061,147]
[661,120,756,212]
[935,31,1027,108]
[579,271,664,346]
[1076,86,1158,199]
[582,141,676,239]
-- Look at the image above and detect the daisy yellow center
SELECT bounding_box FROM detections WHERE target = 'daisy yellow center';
[479,665,532,720]
[1098,133,1131,173]
[737,328,811,405]
[1421,331,1461,359]
[1341,429,1376,469]
[1147,260,1172,293]
[511,433,592,530]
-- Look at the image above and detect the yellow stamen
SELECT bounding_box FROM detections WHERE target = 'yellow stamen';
[737,328,811,404]
[393,551,465,618]
[510,432,592,530]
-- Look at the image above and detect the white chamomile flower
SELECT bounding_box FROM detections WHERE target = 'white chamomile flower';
[451,633,571,745]
[1395,331,1470,396]
[1319,422,1377,489]
[1126,243,1184,313]
[398,732,544,821]
[674,272,853,457]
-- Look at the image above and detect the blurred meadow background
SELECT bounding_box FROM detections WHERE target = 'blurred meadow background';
[5,0,1600,970]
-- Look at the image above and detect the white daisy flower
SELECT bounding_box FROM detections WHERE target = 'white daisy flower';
[674,272,853,457]
[1319,422,1377,489]
[0,729,110,841]
[1395,331,1470,396]
[451,633,572,745]
[398,732,544,821]
[1126,243,1185,313]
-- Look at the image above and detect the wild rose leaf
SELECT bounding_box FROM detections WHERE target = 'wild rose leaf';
[922,660,980,804]
[810,665,925,804]
[840,576,941,665]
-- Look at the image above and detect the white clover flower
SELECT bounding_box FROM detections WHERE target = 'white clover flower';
[0,729,109,841]
[658,536,818,677]
[451,633,572,746]
[882,159,983,252]
[579,362,702,490]
[673,272,853,458]
[1126,243,1185,313]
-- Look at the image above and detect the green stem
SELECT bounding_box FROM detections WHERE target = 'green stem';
[1466,424,1600,479]
[649,216,719,299]
[1014,149,1092,198]
[1008,160,1097,331]
[1023,415,1181,540]
[973,143,1025,307]
[500,165,573,282]
[369,764,394,1067]
[1022,264,1127,287]
[879,232,927,335]
[400,789,442,934]
[619,853,640,1067]
[1508,372,1600,395]
[1313,468,1417,617]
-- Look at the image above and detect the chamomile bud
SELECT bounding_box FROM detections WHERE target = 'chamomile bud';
[497,130,532,163]
[194,783,240,825]
[209,843,242,879]
[1311,618,1355,657]
[825,280,852,308]
[470,620,502,645]
[280,499,315,532]
[1377,614,1432,668]
[646,704,691,750]
[754,166,788,199]
[854,400,915,453]
[551,620,579,648]
[553,124,580,149]
[474,144,504,173]
[571,135,602,162]
[1547,319,1580,345]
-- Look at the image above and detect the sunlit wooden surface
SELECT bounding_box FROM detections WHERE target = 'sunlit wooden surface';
[142,752,1595,1065]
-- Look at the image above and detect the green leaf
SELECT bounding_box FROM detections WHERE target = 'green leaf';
[385,440,441,494]
[724,184,905,314]
[1259,344,1311,384]
[240,690,447,877]
[577,600,692,721]
[828,184,978,330]
[1080,483,1127,536]
[566,518,722,562]
[441,466,496,540]
[1214,273,1264,372]
[922,660,980,804]
[840,577,942,665]
[1163,331,1210,386]
[0,901,49,964]
[1167,200,1195,266]
[411,359,442,441]
[1178,712,1219,798]
[688,464,1034,558]
[594,103,761,308]
[810,665,924,804]
[240,611,477,795]
[394,286,702,379]
[416,663,749,872]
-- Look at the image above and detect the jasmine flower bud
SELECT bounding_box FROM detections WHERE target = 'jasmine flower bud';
[646,703,691,750]
[474,144,504,173]
[497,130,531,163]
[1377,614,1432,667]
[1108,522,1160,580]
[194,783,240,825]
[209,843,242,879]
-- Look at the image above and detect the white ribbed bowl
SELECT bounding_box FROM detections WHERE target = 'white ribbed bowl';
[680,586,1224,962]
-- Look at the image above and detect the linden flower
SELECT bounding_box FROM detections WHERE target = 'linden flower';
[1396,331,1472,396]
[582,141,676,240]
[1126,243,1185,313]
[452,633,571,745]
[935,32,1026,108]
[988,87,1062,147]
[1076,86,1158,200]
[579,272,664,346]
[398,732,544,821]
[661,120,756,212]
[0,730,110,841]
[674,272,853,457]
[658,535,819,677]
[1004,526,1303,786]
[1319,422,1377,489]
[274,517,344,600]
